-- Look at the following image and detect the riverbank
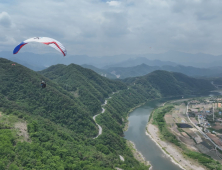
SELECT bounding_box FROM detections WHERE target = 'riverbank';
[123,102,146,132]
[126,140,151,169]
[123,102,152,169]
[146,110,205,170]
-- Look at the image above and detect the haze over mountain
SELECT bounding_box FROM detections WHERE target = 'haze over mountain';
[102,57,178,69]
[2,51,222,72]
[104,51,222,68]
[81,64,117,79]
[104,64,222,79]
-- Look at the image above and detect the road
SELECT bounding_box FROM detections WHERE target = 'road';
[186,103,222,151]
[93,100,107,139]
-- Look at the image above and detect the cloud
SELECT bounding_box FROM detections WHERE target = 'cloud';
[107,1,121,7]
[1,0,222,55]
[102,12,128,37]
[0,12,12,28]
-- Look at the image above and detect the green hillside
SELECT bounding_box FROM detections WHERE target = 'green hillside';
[0,58,148,170]
[0,59,216,170]
[123,70,215,97]
[39,64,126,114]
[95,71,214,140]
[0,58,98,136]
[81,64,117,79]
[103,63,222,79]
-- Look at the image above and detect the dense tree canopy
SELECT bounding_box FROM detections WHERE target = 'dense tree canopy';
[0,58,215,169]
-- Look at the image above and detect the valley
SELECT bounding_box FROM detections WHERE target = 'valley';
[0,57,221,170]
[2,1,222,170]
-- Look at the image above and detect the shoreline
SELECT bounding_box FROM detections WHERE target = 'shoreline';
[123,102,146,132]
[126,140,152,169]
[146,115,205,170]
[124,102,152,169]
[124,101,183,170]
[145,125,186,170]
[123,97,198,169]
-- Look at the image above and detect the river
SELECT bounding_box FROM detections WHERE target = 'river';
[124,92,220,170]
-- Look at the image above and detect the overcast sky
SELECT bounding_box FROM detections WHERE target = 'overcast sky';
[1,0,222,56]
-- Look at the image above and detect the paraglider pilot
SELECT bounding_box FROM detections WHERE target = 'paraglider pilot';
[41,80,46,88]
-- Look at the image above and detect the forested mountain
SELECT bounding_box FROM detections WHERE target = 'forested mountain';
[0,58,215,170]
[0,58,98,137]
[213,78,222,85]
[105,63,222,79]
[39,63,126,114]
[0,58,147,170]
[123,70,215,97]
[81,64,116,79]
[103,57,177,69]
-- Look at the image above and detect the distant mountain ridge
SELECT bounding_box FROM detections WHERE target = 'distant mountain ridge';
[0,51,179,71]
[81,64,116,79]
[104,63,222,79]
[3,50,222,72]
[102,57,178,69]
[81,63,222,79]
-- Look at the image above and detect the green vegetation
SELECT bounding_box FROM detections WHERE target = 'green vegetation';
[151,105,222,170]
[0,112,128,170]
[152,106,181,146]
[123,70,215,97]
[0,58,148,170]
[213,78,222,85]
[0,58,217,169]
[81,64,117,79]
[184,150,222,170]
[40,64,126,115]
[0,59,97,137]
[104,63,222,79]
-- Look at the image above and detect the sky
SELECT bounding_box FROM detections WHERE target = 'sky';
[1,0,222,56]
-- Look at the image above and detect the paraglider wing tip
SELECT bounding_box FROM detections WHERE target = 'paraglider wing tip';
[63,51,67,57]
[43,41,67,56]
[13,42,27,54]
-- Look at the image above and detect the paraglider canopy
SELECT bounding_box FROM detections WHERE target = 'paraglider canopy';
[13,37,67,56]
